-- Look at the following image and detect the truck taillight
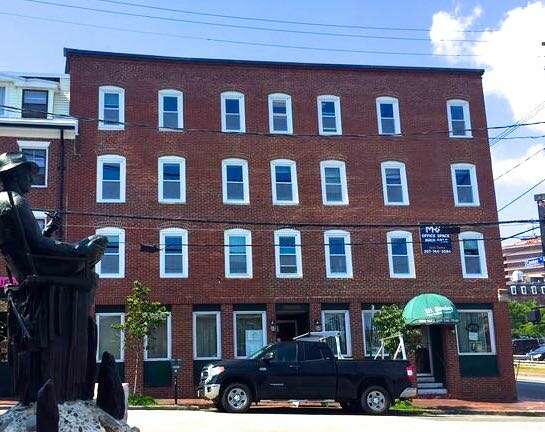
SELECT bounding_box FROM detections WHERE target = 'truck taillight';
[406,363,416,385]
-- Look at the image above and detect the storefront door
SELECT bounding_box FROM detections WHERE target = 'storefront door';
[277,320,298,342]
[415,326,433,375]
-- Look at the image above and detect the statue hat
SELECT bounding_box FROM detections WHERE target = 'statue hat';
[0,152,38,176]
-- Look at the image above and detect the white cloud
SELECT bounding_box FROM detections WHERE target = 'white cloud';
[430,6,482,57]
[492,144,545,186]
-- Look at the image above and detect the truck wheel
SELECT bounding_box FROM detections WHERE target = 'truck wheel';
[360,386,391,415]
[221,383,252,413]
[340,400,361,413]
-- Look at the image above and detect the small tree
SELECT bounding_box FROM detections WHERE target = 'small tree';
[373,305,420,356]
[114,280,169,394]
[508,300,545,339]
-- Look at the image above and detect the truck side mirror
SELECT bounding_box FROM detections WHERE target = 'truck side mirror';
[263,351,274,362]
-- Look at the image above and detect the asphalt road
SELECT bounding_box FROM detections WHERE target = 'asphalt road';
[517,377,545,401]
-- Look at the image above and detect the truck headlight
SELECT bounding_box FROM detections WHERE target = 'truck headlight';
[208,366,225,380]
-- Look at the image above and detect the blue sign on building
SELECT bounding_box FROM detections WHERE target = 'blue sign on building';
[525,256,545,268]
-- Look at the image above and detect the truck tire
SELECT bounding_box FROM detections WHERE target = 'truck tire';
[221,383,252,413]
[360,385,391,415]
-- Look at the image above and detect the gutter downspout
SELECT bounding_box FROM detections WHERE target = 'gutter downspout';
[58,127,66,240]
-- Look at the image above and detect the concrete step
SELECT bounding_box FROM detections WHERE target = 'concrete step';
[418,382,444,389]
[417,376,435,383]
[418,388,448,396]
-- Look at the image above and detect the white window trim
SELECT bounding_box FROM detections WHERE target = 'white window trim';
[144,312,172,361]
[510,285,517,295]
[158,156,186,204]
[17,141,49,188]
[458,231,488,279]
[380,161,409,206]
[451,163,480,207]
[376,96,401,135]
[158,89,184,131]
[221,91,246,133]
[317,95,342,136]
[386,230,416,279]
[324,230,353,279]
[270,159,299,205]
[96,312,125,362]
[274,229,303,278]
[531,285,538,295]
[192,311,222,360]
[233,310,267,359]
[159,228,189,278]
[96,227,125,278]
[520,285,527,295]
[447,99,472,138]
[321,309,352,357]
[224,228,253,279]
[0,85,7,117]
[222,158,250,205]
[268,93,293,134]
[98,86,125,131]
[456,309,496,356]
[361,309,380,357]
[320,160,349,206]
[97,155,126,203]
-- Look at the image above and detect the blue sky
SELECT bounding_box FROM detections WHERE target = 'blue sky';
[1,0,544,240]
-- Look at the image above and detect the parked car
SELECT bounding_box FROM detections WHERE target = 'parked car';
[513,338,541,355]
[197,334,416,414]
[526,345,545,361]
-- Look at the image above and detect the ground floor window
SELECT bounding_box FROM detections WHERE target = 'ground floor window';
[193,311,221,360]
[456,310,496,355]
[322,310,352,357]
[96,313,124,362]
[145,312,171,360]
[362,309,382,357]
[234,311,267,358]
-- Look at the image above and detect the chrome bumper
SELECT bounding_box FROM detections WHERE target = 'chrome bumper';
[400,387,417,399]
[198,384,220,400]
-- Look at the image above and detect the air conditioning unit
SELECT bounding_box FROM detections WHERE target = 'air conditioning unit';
[511,270,525,282]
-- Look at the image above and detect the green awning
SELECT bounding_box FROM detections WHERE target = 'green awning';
[403,293,459,326]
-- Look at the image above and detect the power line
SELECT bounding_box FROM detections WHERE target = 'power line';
[494,147,545,181]
[498,176,545,212]
[489,100,545,147]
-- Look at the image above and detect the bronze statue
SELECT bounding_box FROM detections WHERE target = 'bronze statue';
[0,151,108,404]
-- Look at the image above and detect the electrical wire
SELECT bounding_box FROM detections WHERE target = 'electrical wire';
[494,147,545,181]
[498,177,545,212]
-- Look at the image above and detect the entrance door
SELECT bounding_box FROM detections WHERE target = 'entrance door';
[415,327,433,375]
[277,320,298,342]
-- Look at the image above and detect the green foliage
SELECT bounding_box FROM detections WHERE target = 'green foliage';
[128,394,157,406]
[508,300,545,338]
[373,305,420,355]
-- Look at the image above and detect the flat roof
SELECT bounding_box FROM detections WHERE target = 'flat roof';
[64,48,484,75]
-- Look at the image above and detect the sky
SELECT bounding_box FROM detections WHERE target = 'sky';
[1,0,544,242]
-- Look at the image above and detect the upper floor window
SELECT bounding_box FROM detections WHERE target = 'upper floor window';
[193,311,221,360]
[0,86,6,117]
[160,228,188,278]
[96,227,125,278]
[459,231,488,278]
[221,91,245,133]
[268,93,293,134]
[22,89,48,119]
[224,229,252,278]
[451,163,479,206]
[320,160,348,205]
[324,230,353,278]
[99,86,125,130]
[317,95,342,135]
[381,161,409,206]
[270,159,299,205]
[158,156,186,204]
[376,96,401,135]
[96,312,125,362]
[386,230,416,278]
[144,312,171,361]
[447,99,472,138]
[158,89,183,130]
[274,229,303,278]
[97,155,126,203]
[18,141,49,187]
[222,158,249,205]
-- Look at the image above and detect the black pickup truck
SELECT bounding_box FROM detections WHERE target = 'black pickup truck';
[197,339,416,414]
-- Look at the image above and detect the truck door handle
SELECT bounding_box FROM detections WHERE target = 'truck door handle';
[288,365,299,369]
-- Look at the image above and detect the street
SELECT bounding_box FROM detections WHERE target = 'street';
[127,409,545,432]
[517,377,545,401]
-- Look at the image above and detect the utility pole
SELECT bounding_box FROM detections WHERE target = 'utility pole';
[535,193,545,279]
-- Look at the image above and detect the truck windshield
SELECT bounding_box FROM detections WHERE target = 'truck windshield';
[248,345,272,360]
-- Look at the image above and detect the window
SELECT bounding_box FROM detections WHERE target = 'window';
[234,311,266,358]
[96,313,124,362]
[456,310,496,355]
[160,228,188,278]
[158,156,186,203]
[270,159,299,205]
[381,161,409,206]
[320,160,348,205]
[459,231,488,278]
[268,93,293,134]
[376,97,401,135]
[22,89,48,119]
[531,285,538,295]
[99,86,124,130]
[145,313,171,360]
[264,343,297,362]
[18,141,49,187]
[96,227,125,278]
[387,231,416,278]
[221,91,245,133]
[451,163,479,207]
[32,211,47,232]
[510,286,517,295]
[274,229,303,278]
[322,310,351,357]
[317,95,342,135]
[362,309,384,357]
[222,159,249,204]
[97,155,126,203]
[521,285,527,295]
[193,311,221,360]
[158,89,183,130]
[225,229,252,278]
[324,230,353,278]
[304,342,334,361]
[447,100,472,138]
[0,86,5,117]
